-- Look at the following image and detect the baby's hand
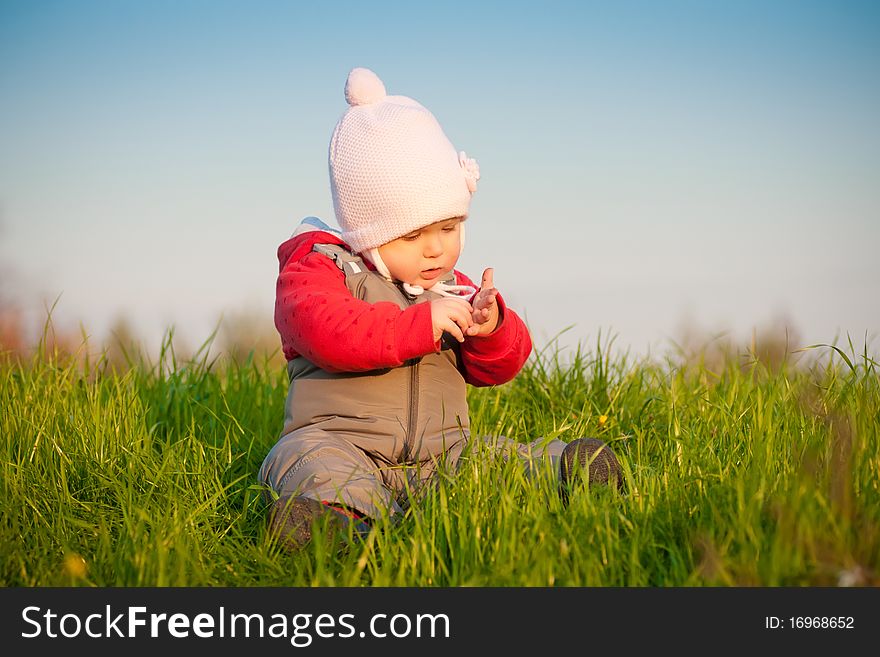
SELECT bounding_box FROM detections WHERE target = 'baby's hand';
[465,268,499,337]
[430,297,474,343]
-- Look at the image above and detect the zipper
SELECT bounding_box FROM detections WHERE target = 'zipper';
[396,282,420,464]
[402,359,419,463]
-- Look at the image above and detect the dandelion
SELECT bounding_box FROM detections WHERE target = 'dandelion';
[598,414,608,427]
[63,553,88,579]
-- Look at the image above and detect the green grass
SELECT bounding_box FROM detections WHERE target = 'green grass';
[1,331,878,586]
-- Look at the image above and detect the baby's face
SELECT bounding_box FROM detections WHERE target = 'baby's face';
[378,217,463,288]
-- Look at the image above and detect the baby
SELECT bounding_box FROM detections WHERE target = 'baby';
[260,68,621,549]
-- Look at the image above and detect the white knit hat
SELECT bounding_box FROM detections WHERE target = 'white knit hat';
[329,68,480,254]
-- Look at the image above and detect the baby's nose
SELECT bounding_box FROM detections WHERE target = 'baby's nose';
[424,234,444,256]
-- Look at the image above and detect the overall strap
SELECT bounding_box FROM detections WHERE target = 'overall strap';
[312,243,367,277]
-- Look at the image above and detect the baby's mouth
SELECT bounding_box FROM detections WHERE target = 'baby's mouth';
[421,267,443,280]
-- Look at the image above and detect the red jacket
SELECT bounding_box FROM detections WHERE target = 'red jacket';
[274,229,532,386]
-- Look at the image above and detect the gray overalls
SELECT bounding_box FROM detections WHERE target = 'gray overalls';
[259,243,566,517]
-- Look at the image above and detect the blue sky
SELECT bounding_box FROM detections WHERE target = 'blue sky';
[1,0,878,357]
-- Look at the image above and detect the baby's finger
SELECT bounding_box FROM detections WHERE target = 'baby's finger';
[481,268,494,291]
[455,312,474,333]
[452,304,473,326]
[444,319,465,343]
[474,290,495,310]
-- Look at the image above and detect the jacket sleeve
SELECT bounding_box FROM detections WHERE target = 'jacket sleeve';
[454,271,533,387]
[275,252,438,372]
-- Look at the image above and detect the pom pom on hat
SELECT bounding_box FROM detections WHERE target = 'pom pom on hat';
[344,68,387,106]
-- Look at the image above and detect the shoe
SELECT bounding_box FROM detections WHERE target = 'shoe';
[559,438,623,502]
[268,494,370,551]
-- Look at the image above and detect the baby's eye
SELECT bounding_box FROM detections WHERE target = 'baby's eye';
[442,226,456,233]
[402,233,420,241]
